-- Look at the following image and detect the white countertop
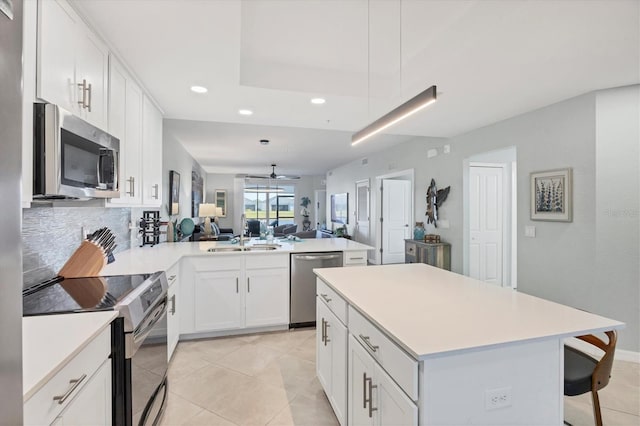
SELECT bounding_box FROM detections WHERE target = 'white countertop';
[103,238,373,275]
[315,263,624,360]
[22,311,118,402]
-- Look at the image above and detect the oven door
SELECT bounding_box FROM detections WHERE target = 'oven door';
[130,297,168,426]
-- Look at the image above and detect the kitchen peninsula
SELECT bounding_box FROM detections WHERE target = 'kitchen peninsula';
[314,263,624,425]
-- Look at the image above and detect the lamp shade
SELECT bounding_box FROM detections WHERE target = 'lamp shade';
[198,203,217,218]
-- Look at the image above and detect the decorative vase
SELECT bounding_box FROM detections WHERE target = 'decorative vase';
[413,222,425,240]
[167,221,174,242]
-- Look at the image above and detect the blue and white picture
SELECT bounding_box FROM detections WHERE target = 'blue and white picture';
[530,168,572,222]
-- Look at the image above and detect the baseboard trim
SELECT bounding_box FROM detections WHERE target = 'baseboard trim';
[566,337,639,363]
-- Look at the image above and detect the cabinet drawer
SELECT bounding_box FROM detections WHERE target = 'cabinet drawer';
[189,255,242,272]
[24,326,111,425]
[343,250,367,266]
[348,306,418,400]
[166,261,180,288]
[317,278,347,325]
[245,253,288,269]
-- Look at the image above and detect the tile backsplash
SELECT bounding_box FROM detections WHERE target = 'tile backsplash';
[22,206,132,287]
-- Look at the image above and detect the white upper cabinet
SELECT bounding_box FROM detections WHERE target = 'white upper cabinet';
[141,96,163,207]
[37,0,108,130]
[107,57,142,205]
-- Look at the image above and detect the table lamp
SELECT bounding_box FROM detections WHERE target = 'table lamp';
[198,203,217,236]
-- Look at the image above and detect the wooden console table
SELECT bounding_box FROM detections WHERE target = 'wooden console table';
[405,239,451,270]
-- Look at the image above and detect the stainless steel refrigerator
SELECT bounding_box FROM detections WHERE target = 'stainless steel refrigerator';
[0,0,24,423]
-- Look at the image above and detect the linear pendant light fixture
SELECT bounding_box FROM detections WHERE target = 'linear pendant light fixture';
[351,85,437,146]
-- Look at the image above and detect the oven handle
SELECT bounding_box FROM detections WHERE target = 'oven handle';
[139,375,168,426]
[132,297,168,348]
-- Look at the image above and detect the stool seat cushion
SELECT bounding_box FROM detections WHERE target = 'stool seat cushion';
[564,345,598,396]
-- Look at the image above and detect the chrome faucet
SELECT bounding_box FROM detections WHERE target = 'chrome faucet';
[240,214,246,247]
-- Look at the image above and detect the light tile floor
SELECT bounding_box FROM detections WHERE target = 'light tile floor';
[160,329,639,426]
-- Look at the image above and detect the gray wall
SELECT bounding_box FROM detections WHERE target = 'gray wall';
[205,173,236,229]
[326,86,639,351]
[22,207,131,287]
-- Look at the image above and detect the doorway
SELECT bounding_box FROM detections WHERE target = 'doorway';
[354,180,370,245]
[463,147,517,288]
[375,169,414,265]
[315,189,326,229]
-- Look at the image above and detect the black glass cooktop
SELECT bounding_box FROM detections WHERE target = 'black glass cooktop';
[23,274,151,316]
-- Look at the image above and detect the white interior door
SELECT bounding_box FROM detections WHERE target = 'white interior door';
[354,180,370,245]
[469,166,503,285]
[381,179,411,264]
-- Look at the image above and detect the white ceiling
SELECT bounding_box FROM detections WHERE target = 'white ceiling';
[73,0,640,175]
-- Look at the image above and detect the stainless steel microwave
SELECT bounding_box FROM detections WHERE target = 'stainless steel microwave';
[33,103,120,199]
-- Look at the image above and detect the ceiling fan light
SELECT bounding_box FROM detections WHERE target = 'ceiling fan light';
[311,98,326,105]
[238,109,253,116]
[190,85,208,94]
[352,85,437,146]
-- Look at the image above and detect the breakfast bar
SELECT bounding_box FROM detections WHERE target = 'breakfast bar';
[314,263,624,425]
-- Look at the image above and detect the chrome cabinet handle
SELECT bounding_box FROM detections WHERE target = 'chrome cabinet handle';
[77,79,87,109]
[324,321,330,345]
[362,372,368,409]
[320,293,332,303]
[321,318,326,344]
[350,257,364,260]
[247,277,250,293]
[366,375,378,417]
[86,82,92,112]
[168,275,176,282]
[126,176,135,196]
[153,184,159,199]
[359,334,379,353]
[53,374,87,404]
[236,277,239,293]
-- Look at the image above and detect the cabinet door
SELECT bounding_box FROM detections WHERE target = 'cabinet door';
[141,96,163,206]
[348,335,376,426]
[245,267,288,327]
[37,0,78,113]
[194,271,242,331]
[330,315,348,426]
[375,364,418,426]
[122,79,143,204]
[316,298,332,394]
[57,359,112,425]
[74,28,108,129]
[167,280,180,360]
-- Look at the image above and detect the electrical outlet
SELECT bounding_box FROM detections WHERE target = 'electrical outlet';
[485,387,512,410]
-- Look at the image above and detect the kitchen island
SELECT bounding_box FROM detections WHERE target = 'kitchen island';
[314,263,624,425]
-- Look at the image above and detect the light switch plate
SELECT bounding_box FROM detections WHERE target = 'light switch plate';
[427,148,438,158]
[443,144,451,154]
[525,226,536,237]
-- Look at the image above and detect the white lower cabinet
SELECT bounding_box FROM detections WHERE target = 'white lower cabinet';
[348,335,418,426]
[194,269,243,332]
[52,359,112,426]
[316,297,347,426]
[24,326,112,426]
[167,264,180,360]
[245,266,289,327]
[181,254,289,335]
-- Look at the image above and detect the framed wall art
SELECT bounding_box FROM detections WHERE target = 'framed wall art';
[530,168,572,222]
[214,189,227,217]
[169,171,180,215]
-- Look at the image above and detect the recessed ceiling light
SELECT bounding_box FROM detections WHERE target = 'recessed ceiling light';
[190,85,208,94]
[238,109,253,116]
[311,98,326,105]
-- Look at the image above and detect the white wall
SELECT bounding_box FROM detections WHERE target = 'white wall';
[326,86,639,351]
[162,128,206,222]
[205,173,236,229]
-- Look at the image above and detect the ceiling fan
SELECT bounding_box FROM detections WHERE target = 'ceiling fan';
[245,164,300,180]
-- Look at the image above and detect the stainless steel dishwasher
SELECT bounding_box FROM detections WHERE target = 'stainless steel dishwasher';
[290,252,343,327]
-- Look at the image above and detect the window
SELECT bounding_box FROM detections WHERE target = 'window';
[244,183,295,227]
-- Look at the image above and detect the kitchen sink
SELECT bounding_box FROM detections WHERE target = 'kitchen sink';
[206,244,280,253]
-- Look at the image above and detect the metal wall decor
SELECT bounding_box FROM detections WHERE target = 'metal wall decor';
[425,179,450,227]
